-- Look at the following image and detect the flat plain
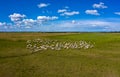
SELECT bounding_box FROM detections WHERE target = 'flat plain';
[0,32,120,77]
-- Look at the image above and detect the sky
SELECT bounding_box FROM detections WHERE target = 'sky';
[0,0,120,32]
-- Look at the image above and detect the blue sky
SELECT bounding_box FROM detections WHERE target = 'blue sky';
[0,0,120,32]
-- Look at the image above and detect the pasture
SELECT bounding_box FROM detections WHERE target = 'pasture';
[0,32,120,77]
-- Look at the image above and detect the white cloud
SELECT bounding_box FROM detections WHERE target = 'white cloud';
[0,22,13,30]
[9,13,26,22]
[22,19,37,26]
[48,20,120,32]
[37,3,50,8]
[58,7,79,16]
[6,12,59,30]
[1,18,120,32]
[0,22,6,26]
[23,19,36,23]
[79,20,109,27]
[61,11,79,16]
[114,12,120,15]
[93,2,107,9]
[71,20,76,24]
[37,16,58,21]
[12,16,58,28]
[58,9,67,13]
[65,6,69,9]
[85,10,100,15]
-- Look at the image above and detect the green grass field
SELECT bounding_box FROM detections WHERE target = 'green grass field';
[0,32,120,77]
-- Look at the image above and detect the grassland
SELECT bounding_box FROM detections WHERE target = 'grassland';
[0,32,120,77]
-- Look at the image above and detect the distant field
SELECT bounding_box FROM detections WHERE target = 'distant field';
[0,32,120,77]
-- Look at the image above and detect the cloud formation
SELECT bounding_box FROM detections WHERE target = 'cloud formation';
[48,20,120,32]
[85,10,100,15]
[0,22,6,26]
[37,16,58,21]
[58,9,67,13]
[114,12,120,15]
[93,2,107,9]
[1,1,120,32]
[37,3,50,8]
[58,7,79,16]
[0,13,58,31]
[9,13,26,22]
[61,11,79,16]
[22,19,37,25]
[1,18,120,32]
